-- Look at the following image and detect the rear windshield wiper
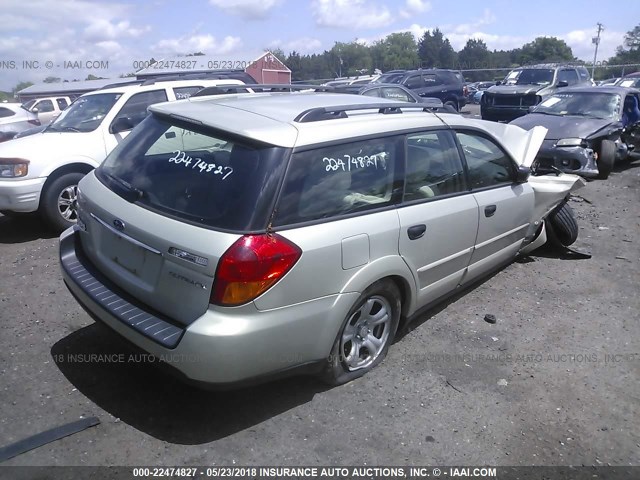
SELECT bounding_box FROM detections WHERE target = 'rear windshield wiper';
[102,171,144,203]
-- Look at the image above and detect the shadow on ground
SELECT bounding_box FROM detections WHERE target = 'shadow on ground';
[0,214,57,244]
[51,323,327,445]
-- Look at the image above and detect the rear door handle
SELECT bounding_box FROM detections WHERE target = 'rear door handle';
[485,205,497,217]
[407,224,427,240]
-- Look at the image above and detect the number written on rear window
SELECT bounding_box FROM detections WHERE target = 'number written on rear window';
[169,150,233,179]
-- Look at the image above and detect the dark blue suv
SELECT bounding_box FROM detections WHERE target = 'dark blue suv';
[376,69,467,111]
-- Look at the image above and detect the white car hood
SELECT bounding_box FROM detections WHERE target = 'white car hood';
[0,131,99,162]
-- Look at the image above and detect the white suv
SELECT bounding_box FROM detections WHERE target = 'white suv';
[0,79,247,231]
[22,96,72,125]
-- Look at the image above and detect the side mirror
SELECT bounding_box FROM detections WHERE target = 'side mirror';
[557,81,569,88]
[110,116,134,134]
[516,166,531,183]
[495,81,501,86]
[31,107,39,114]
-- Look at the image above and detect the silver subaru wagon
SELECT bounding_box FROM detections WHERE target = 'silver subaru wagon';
[60,92,585,388]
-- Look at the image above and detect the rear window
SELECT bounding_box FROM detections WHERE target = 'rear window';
[97,115,289,232]
[0,107,15,118]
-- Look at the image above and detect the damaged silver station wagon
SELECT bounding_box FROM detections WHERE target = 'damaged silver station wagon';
[60,92,585,388]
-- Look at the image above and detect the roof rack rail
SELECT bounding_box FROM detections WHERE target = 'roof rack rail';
[99,79,145,90]
[293,102,439,123]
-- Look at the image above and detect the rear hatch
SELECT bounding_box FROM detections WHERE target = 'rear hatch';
[77,113,291,326]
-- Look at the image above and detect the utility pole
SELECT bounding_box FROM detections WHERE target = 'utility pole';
[591,22,604,79]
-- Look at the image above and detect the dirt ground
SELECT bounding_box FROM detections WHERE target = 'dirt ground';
[0,158,638,472]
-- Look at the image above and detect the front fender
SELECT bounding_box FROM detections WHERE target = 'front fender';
[39,156,99,178]
[527,173,586,224]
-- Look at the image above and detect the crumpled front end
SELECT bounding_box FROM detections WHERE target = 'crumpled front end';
[534,139,599,178]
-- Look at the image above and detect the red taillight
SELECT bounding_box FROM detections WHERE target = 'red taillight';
[28,119,41,126]
[211,234,302,306]
[463,86,469,96]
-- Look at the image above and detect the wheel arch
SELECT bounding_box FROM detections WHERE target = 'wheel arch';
[41,162,94,194]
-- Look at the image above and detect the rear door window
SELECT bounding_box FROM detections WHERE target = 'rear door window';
[274,137,402,226]
[56,98,69,109]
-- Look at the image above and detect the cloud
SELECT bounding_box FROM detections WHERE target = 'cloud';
[152,34,243,56]
[400,0,431,19]
[208,0,282,19]
[0,0,151,89]
[562,29,623,61]
[312,0,394,29]
[269,37,324,54]
[84,20,151,42]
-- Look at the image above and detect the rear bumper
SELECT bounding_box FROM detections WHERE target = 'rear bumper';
[0,177,46,212]
[60,226,359,387]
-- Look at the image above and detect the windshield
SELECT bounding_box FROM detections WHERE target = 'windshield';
[533,92,621,119]
[48,93,121,132]
[22,99,36,110]
[509,69,555,86]
[97,115,289,231]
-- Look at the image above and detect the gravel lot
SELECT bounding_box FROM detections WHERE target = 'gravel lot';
[0,155,638,471]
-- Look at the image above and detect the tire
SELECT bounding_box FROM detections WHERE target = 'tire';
[547,202,579,247]
[40,172,85,232]
[444,100,458,112]
[320,280,401,386]
[596,139,615,179]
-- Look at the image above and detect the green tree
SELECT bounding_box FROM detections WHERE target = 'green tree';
[85,74,106,81]
[605,23,640,76]
[328,41,372,76]
[418,28,456,69]
[515,37,575,65]
[458,38,491,70]
[373,32,419,71]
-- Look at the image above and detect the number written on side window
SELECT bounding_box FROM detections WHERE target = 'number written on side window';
[322,152,387,172]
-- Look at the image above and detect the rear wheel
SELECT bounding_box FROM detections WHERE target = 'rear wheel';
[596,140,615,179]
[444,100,458,112]
[320,280,401,386]
[40,172,85,232]
[547,202,579,247]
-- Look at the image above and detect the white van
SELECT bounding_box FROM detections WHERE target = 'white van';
[0,79,248,231]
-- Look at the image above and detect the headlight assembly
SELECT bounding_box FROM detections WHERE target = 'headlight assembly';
[556,138,584,147]
[0,158,29,178]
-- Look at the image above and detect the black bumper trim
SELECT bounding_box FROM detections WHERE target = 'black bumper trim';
[60,231,185,349]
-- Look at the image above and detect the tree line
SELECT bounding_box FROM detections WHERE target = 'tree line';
[275,23,640,83]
